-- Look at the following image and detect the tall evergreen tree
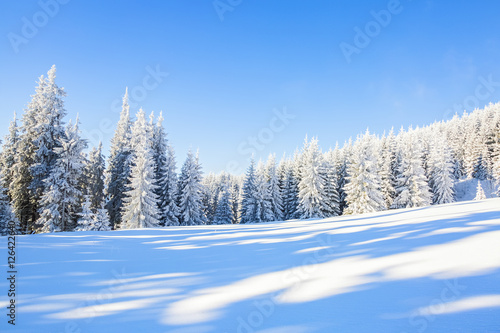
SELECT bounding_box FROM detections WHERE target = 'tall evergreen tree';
[297,137,327,219]
[230,180,241,224]
[121,109,160,229]
[11,67,66,233]
[84,141,106,210]
[265,154,283,221]
[177,150,207,225]
[379,129,398,208]
[391,133,432,209]
[240,159,260,224]
[105,88,132,229]
[321,158,341,217]
[430,139,456,204]
[37,118,87,232]
[150,112,179,226]
[0,113,19,194]
[162,145,180,226]
[30,65,67,212]
[343,131,386,215]
[212,175,233,224]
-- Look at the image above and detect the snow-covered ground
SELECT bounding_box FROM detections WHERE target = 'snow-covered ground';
[2,199,500,333]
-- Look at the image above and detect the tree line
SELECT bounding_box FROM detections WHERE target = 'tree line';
[1,66,499,234]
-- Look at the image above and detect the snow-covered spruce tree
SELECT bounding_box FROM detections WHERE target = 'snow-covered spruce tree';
[162,145,180,226]
[463,118,482,179]
[343,131,386,215]
[76,195,94,231]
[230,180,241,224]
[284,151,301,219]
[121,109,161,229]
[391,132,432,209]
[338,139,353,214]
[92,204,111,231]
[265,154,283,221]
[201,173,220,224]
[84,141,106,210]
[474,180,486,200]
[0,186,20,236]
[0,113,19,194]
[177,150,207,226]
[212,175,233,225]
[429,139,455,205]
[150,112,179,226]
[240,158,261,224]
[379,129,398,208]
[255,160,274,222]
[321,157,341,217]
[297,137,327,219]
[279,160,294,220]
[37,118,87,233]
[105,88,132,229]
[30,65,67,213]
[11,69,63,233]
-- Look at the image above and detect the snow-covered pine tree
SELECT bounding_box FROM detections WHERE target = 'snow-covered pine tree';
[76,195,94,231]
[343,131,386,215]
[391,132,432,209]
[201,173,220,224]
[429,139,456,205]
[177,150,207,226]
[92,204,112,231]
[463,117,481,179]
[212,175,233,224]
[84,141,105,210]
[265,154,283,221]
[379,129,398,208]
[37,118,87,232]
[321,157,341,217]
[297,137,327,219]
[11,71,55,233]
[30,65,67,214]
[474,180,486,200]
[285,151,301,219]
[162,145,180,226]
[0,113,19,194]
[150,112,178,226]
[230,180,241,224]
[121,109,161,229]
[338,139,353,214]
[240,158,260,224]
[105,88,132,229]
[255,160,274,222]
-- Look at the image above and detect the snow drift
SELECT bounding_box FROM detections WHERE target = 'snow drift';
[1,198,500,332]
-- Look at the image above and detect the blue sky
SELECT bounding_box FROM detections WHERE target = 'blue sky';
[1,0,500,174]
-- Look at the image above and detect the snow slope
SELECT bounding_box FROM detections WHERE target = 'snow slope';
[2,199,500,333]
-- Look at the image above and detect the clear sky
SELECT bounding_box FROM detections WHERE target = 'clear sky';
[1,0,500,174]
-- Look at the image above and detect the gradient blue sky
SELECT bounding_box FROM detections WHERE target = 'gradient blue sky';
[1,0,500,174]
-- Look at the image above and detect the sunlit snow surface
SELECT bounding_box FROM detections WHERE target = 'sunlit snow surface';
[2,199,500,332]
